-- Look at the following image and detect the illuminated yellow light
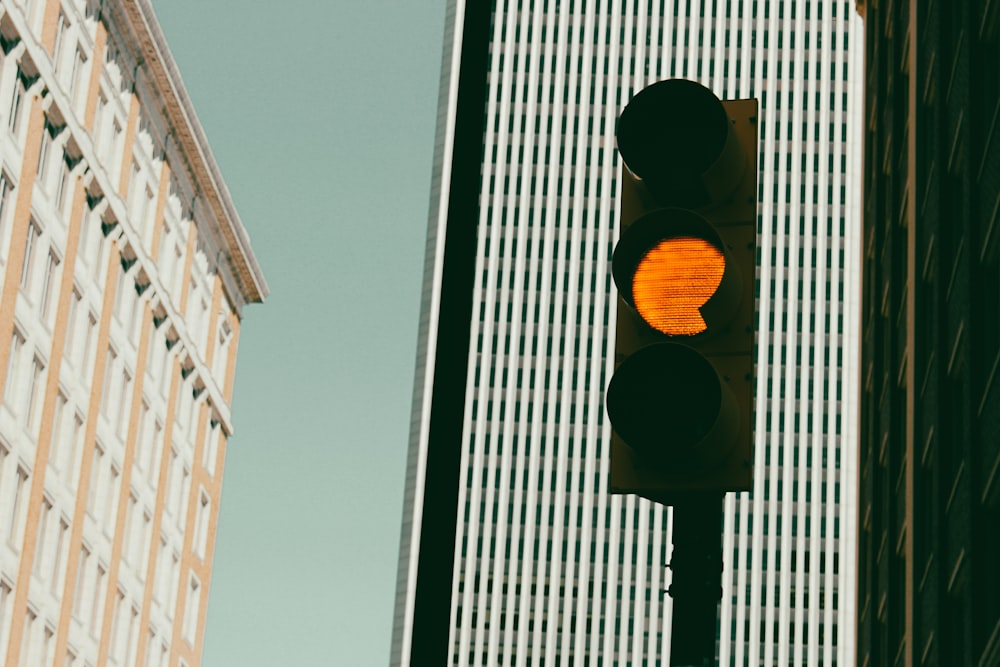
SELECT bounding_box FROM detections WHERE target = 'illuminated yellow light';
[632,236,725,335]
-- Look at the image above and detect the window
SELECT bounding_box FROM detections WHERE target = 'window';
[0,171,12,255]
[135,399,151,473]
[8,465,30,550]
[108,119,123,179]
[20,219,41,293]
[92,93,107,150]
[127,165,155,241]
[41,626,55,667]
[176,466,191,529]
[110,589,126,662]
[104,464,120,531]
[100,347,117,417]
[50,518,69,596]
[33,497,52,578]
[81,311,98,386]
[0,580,11,643]
[63,289,82,366]
[90,563,106,637]
[117,367,132,438]
[167,549,180,615]
[77,207,99,274]
[4,329,26,409]
[36,120,58,188]
[124,605,139,666]
[138,510,152,580]
[165,447,179,516]
[147,420,163,486]
[202,418,220,476]
[72,545,90,617]
[213,317,232,382]
[18,609,37,667]
[87,443,104,515]
[154,538,169,604]
[59,412,84,489]
[8,68,27,135]
[69,46,88,107]
[182,575,200,644]
[55,151,73,212]
[143,629,156,667]
[39,249,60,324]
[53,13,70,76]
[26,353,45,431]
[113,259,135,326]
[194,489,210,558]
[122,493,138,564]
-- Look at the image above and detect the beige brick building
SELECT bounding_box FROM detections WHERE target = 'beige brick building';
[0,0,266,665]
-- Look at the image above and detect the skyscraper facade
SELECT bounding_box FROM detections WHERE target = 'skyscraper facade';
[0,1,266,665]
[856,1,1000,665]
[394,2,863,665]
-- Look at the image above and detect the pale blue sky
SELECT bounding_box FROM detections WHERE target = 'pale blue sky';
[151,2,446,664]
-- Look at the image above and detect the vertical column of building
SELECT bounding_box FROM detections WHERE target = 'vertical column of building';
[48,231,120,663]
[0,1,97,664]
[49,8,108,663]
[5,81,90,667]
[165,203,203,667]
[0,39,46,404]
[89,60,143,666]
[181,279,226,663]
[131,153,175,665]
[93,275,153,667]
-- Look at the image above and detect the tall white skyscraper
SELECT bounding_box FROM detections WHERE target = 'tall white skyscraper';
[393,2,863,665]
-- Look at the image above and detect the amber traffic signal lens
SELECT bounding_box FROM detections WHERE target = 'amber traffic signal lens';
[632,236,725,336]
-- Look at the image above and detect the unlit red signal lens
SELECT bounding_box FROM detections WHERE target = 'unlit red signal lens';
[632,237,725,335]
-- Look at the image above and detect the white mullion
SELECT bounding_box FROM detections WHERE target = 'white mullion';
[630,500,651,662]
[478,2,520,648]
[588,2,619,662]
[647,0,663,84]
[660,0,675,80]
[548,0,592,651]
[532,4,578,664]
[612,494,632,662]
[464,3,517,662]
[662,505,676,661]
[838,14,865,666]
[649,502,666,662]
[517,1,568,661]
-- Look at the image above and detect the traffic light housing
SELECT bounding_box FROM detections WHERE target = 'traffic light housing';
[607,79,757,505]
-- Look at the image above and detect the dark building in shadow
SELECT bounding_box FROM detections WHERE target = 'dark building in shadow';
[857,1,1000,665]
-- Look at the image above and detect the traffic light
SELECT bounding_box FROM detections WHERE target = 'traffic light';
[607,79,757,505]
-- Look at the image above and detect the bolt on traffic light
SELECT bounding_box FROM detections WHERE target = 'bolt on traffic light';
[607,79,758,505]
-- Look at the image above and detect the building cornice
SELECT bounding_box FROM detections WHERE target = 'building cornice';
[111,0,268,306]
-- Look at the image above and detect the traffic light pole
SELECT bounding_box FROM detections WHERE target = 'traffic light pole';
[668,494,725,667]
